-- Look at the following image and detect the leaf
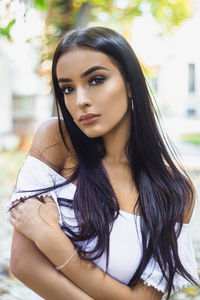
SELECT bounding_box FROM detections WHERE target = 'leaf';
[147,0,192,31]
[34,0,51,11]
[0,19,16,40]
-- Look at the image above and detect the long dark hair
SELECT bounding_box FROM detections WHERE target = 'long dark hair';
[15,27,199,298]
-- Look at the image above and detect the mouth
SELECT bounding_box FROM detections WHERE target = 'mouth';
[79,113,100,125]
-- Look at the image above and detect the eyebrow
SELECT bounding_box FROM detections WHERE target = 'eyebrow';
[58,66,109,83]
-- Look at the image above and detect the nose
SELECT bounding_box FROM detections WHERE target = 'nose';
[76,87,92,109]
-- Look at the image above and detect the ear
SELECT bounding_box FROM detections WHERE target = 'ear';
[126,82,132,98]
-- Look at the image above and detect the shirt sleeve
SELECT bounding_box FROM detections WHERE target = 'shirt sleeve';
[140,224,199,293]
[7,156,64,225]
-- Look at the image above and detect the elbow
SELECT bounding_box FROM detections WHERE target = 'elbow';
[10,229,32,279]
[10,253,20,277]
[10,252,25,279]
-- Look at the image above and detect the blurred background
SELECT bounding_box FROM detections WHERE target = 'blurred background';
[0,0,199,299]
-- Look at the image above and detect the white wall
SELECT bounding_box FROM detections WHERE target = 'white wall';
[131,3,200,117]
[158,15,200,116]
[0,50,13,133]
[156,13,200,116]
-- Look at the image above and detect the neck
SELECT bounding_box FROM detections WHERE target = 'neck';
[103,110,131,165]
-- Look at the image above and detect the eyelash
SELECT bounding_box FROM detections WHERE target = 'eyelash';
[61,75,106,95]
[89,75,106,85]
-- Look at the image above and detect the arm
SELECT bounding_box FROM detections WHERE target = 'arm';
[10,229,93,300]
[36,224,163,300]
[35,222,163,300]
[10,199,163,300]
[9,119,162,300]
[10,119,92,299]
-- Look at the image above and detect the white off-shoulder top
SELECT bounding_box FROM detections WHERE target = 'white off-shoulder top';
[8,156,199,299]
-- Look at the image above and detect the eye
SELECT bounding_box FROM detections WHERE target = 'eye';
[89,75,106,85]
[61,86,74,95]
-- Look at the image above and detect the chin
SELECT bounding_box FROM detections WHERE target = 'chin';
[81,129,103,139]
[85,132,102,139]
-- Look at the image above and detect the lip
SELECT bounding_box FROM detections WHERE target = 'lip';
[79,113,100,124]
[79,113,100,121]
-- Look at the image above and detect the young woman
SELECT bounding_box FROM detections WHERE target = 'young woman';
[9,26,199,300]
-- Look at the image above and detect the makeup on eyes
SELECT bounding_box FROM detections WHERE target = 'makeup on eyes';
[89,74,106,85]
[58,65,109,83]
[59,73,108,95]
[61,86,74,95]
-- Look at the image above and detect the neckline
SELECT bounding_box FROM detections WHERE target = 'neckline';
[27,155,189,223]
[28,155,140,217]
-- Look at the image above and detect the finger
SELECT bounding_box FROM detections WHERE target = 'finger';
[17,204,26,212]
[10,216,22,231]
[43,196,54,204]
[26,197,41,202]
[26,197,43,207]
[10,209,15,217]
[10,207,17,217]
[13,200,21,206]
[10,216,16,226]
[11,199,25,210]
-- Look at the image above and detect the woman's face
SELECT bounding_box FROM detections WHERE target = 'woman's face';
[56,47,131,138]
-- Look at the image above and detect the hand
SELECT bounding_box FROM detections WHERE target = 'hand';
[10,197,60,242]
[37,196,60,229]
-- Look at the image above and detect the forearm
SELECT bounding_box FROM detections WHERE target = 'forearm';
[35,227,136,300]
[10,198,162,300]
[11,229,93,300]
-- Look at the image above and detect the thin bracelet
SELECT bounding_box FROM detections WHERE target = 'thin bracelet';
[56,249,77,270]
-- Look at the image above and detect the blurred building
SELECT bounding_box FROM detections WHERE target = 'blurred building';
[155,10,200,117]
[131,1,200,117]
[0,49,12,134]
[0,3,52,150]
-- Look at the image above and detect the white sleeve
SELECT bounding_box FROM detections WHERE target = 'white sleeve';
[140,224,199,293]
[7,156,64,225]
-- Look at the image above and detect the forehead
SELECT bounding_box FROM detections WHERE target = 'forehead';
[56,47,118,76]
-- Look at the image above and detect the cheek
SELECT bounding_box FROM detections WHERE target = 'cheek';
[102,79,128,113]
[64,99,75,117]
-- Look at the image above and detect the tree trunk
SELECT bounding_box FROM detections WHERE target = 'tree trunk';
[52,2,91,117]
[74,2,92,29]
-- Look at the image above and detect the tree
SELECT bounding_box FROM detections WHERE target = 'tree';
[31,0,192,115]
[1,0,192,115]
[1,0,193,58]
[31,0,192,64]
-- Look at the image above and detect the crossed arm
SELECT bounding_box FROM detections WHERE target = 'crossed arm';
[10,119,163,299]
[10,198,163,300]
[11,229,93,300]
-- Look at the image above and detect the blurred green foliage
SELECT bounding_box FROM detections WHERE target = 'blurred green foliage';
[0,0,192,53]
[0,0,193,84]
[34,0,52,11]
[0,151,27,185]
[182,133,200,145]
[0,19,15,40]
[32,0,192,62]
[33,0,192,29]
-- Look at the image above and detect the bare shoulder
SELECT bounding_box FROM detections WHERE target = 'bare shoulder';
[29,117,74,172]
[183,180,196,224]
